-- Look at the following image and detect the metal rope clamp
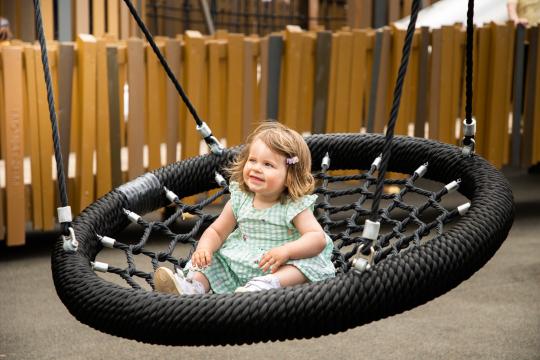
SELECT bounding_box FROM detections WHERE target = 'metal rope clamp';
[351,219,380,272]
[196,122,224,155]
[62,227,79,252]
[461,118,476,157]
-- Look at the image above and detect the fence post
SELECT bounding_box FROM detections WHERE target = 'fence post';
[266,34,283,121]
[58,43,74,192]
[165,38,182,163]
[146,38,166,170]
[2,45,26,246]
[349,29,370,132]
[312,31,332,134]
[243,37,260,139]
[511,25,526,166]
[106,44,123,188]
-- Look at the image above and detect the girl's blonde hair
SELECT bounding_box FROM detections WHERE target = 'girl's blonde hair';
[229,122,314,202]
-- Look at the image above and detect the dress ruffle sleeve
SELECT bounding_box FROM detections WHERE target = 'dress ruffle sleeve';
[285,194,318,225]
[228,181,247,218]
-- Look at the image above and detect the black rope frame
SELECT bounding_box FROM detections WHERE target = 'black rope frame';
[52,134,514,345]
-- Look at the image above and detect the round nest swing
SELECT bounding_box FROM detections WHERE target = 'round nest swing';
[32,0,514,346]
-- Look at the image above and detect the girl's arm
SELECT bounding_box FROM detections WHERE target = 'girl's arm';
[192,200,236,268]
[259,208,327,273]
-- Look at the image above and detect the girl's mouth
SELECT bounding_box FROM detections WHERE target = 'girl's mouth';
[249,175,264,182]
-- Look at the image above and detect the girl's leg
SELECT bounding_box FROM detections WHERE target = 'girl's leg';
[191,271,211,292]
[273,265,308,287]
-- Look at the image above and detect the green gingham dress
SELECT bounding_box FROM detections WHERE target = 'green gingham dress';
[195,181,336,294]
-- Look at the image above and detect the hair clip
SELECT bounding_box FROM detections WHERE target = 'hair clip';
[286,156,299,165]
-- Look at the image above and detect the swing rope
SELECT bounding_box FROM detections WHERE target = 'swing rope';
[32,0,71,238]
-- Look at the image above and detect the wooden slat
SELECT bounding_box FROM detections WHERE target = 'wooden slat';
[127,38,145,179]
[348,29,369,133]
[312,31,332,134]
[532,27,540,165]
[415,27,430,138]
[523,27,539,167]
[57,0,72,41]
[75,0,90,36]
[106,45,123,188]
[266,34,283,121]
[207,39,227,142]
[34,45,56,229]
[437,26,456,144]
[146,39,166,170]
[511,25,526,166]
[243,37,260,138]
[333,31,353,133]
[96,38,112,197]
[297,32,315,134]
[373,27,391,133]
[76,34,97,211]
[120,1,130,39]
[325,33,339,133]
[226,33,244,146]
[23,46,43,231]
[107,0,120,37]
[259,36,269,122]
[2,46,26,246]
[474,27,491,157]
[42,0,54,39]
[58,43,74,192]
[165,38,181,163]
[183,31,206,159]
[428,28,442,140]
[117,44,127,149]
[281,26,303,130]
[19,0,36,42]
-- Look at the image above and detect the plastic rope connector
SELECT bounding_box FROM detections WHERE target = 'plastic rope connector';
[91,261,109,273]
[321,153,331,171]
[123,209,141,223]
[361,219,380,240]
[444,179,461,193]
[457,202,471,215]
[215,172,227,187]
[196,122,224,155]
[461,118,476,157]
[351,220,380,272]
[163,187,179,203]
[57,206,72,223]
[97,234,116,248]
[62,227,78,252]
[414,163,428,178]
[372,154,382,170]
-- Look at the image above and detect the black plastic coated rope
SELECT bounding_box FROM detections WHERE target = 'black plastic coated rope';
[370,0,421,224]
[33,0,70,236]
[464,0,475,145]
[122,0,204,127]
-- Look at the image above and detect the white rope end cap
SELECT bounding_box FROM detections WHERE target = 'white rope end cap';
[458,202,471,215]
[123,209,141,223]
[92,261,109,273]
[362,219,380,241]
[164,187,178,203]
[57,206,73,223]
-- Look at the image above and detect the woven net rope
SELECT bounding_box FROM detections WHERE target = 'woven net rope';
[52,134,514,345]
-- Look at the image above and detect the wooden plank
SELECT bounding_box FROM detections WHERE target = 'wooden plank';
[226,33,244,146]
[42,0,54,39]
[2,46,26,246]
[93,0,106,38]
[243,37,260,139]
[57,0,72,41]
[373,27,391,133]
[266,34,283,121]
[127,38,145,178]
[259,36,269,122]
[333,31,353,133]
[75,0,90,36]
[415,27,430,138]
[532,27,540,165]
[58,43,74,194]
[388,0,401,23]
[120,1,130,39]
[297,33,315,134]
[511,25,526,166]
[23,46,43,230]
[208,39,227,141]
[282,26,303,130]
[76,34,97,211]
[106,45,123,188]
[117,44,127,149]
[437,25,456,144]
[325,33,339,133]
[19,0,36,42]
[182,31,206,159]
[165,38,181,163]
[107,0,120,37]
[312,31,332,134]
[390,25,410,136]
[474,27,491,157]
[348,29,369,133]
[34,45,56,230]
[428,28,442,140]
[146,39,166,170]
[96,38,112,197]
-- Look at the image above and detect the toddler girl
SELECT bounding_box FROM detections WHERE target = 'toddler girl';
[154,122,335,294]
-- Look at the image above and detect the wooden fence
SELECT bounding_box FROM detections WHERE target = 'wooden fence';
[1,22,539,246]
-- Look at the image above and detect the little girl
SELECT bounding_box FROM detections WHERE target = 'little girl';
[154,122,335,294]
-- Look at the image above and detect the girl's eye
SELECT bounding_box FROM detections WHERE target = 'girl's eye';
[248,158,256,163]
[264,162,274,168]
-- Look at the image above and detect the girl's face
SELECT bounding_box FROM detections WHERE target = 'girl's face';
[243,139,288,202]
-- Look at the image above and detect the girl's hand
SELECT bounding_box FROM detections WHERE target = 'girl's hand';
[192,248,212,269]
[259,246,290,273]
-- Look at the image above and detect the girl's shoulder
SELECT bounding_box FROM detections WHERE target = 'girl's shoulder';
[229,181,250,216]
[284,193,318,223]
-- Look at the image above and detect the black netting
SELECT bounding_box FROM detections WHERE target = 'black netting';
[93,154,466,290]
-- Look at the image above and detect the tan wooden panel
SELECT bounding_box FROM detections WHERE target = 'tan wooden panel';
[297,33,315,134]
[106,44,123,188]
[42,0,54,39]
[348,30,369,132]
[165,38,181,163]
[2,46,26,246]
[333,31,353,133]
[23,46,43,230]
[96,38,112,197]
[183,31,206,159]
[93,0,105,37]
[208,39,228,141]
[428,28,442,140]
[373,27,391,133]
[75,0,90,35]
[107,0,120,37]
[117,44,127,149]
[437,26,456,144]
[282,27,303,131]
[325,33,338,133]
[76,34,97,211]
[120,1,130,39]
[34,45,56,230]
[388,0,401,23]
[474,27,491,157]
[259,36,269,122]
[146,40,166,170]
[127,38,146,179]
[503,24,516,166]
[226,33,244,146]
